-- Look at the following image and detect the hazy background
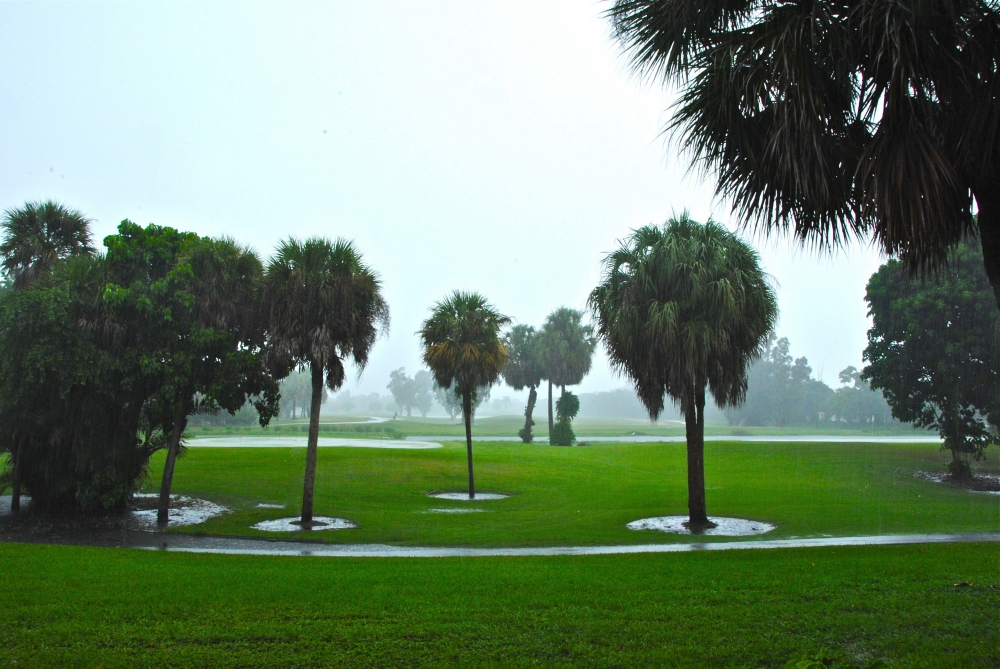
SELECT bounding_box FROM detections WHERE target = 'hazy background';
[0,1,884,401]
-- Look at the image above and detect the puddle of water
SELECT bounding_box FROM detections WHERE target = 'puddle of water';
[627,516,776,537]
[425,508,485,514]
[256,503,285,509]
[428,492,508,501]
[252,516,356,532]
[131,494,228,529]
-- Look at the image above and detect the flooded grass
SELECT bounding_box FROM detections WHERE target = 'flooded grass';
[0,541,995,667]
[129,439,999,548]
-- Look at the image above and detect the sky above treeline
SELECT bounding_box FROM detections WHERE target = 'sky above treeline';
[0,1,885,398]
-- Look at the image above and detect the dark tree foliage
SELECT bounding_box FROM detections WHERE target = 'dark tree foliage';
[863,238,1000,478]
[550,391,581,446]
[608,1,1000,309]
[0,200,94,290]
[0,260,158,511]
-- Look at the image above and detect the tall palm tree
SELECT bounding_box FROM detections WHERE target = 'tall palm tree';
[265,238,388,526]
[420,291,509,498]
[535,308,596,433]
[502,324,545,443]
[589,214,777,530]
[608,1,1000,309]
[1,201,94,289]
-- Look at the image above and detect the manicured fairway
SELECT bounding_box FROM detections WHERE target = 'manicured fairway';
[1,541,996,667]
[149,440,1000,546]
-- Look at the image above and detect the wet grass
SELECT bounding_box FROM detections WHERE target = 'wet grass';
[0,541,995,667]
[151,440,1000,546]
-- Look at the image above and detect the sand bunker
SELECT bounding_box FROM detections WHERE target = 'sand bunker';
[428,492,509,501]
[627,516,776,536]
[425,508,485,514]
[189,437,441,449]
[131,493,227,528]
[252,516,356,532]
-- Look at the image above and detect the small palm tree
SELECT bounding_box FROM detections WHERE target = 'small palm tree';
[589,214,777,530]
[0,201,94,289]
[502,324,545,443]
[265,238,388,526]
[420,291,509,498]
[535,308,596,433]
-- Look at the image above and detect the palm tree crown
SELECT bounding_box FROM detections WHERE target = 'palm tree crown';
[420,291,510,397]
[589,214,777,419]
[1,201,94,289]
[265,237,389,384]
[608,1,1000,308]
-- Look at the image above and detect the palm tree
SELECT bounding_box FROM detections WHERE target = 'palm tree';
[265,238,388,526]
[420,291,509,498]
[535,308,596,433]
[607,1,1000,309]
[1,201,94,289]
[589,214,777,530]
[502,324,545,443]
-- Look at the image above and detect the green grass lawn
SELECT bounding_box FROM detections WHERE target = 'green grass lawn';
[1,541,996,667]
[150,440,999,546]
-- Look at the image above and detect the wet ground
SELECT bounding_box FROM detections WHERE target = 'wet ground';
[251,516,356,532]
[914,471,1000,495]
[427,492,509,501]
[627,516,776,536]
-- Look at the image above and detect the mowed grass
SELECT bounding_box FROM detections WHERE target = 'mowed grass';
[150,440,1000,546]
[1,541,996,667]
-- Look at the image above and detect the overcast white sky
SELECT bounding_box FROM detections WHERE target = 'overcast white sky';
[0,1,885,398]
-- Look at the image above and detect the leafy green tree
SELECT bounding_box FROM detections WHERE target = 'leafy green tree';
[0,201,93,290]
[502,324,545,443]
[387,368,421,417]
[420,291,509,498]
[412,370,434,418]
[863,238,1000,478]
[280,370,321,419]
[433,381,489,420]
[550,391,580,446]
[535,308,596,433]
[589,215,777,529]
[608,1,1000,309]
[265,238,389,526]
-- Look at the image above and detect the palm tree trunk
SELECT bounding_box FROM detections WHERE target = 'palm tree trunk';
[10,436,23,513]
[974,180,1000,310]
[521,385,537,443]
[300,361,324,524]
[547,380,553,433]
[683,388,714,530]
[157,412,189,525]
[463,389,475,499]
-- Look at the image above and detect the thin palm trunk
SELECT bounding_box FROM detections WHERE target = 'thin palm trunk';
[157,411,189,525]
[521,385,537,443]
[463,389,475,499]
[683,388,713,530]
[10,437,23,513]
[300,361,324,524]
[547,380,553,433]
[974,181,1000,310]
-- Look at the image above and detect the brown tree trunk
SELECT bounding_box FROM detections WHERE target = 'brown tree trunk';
[10,437,23,513]
[157,412,189,525]
[974,179,1000,310]
[463,389,475,499]
[683,387,714,531]
[547,380,553,433]
[521,385,537,443]
[300,361,324,524]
